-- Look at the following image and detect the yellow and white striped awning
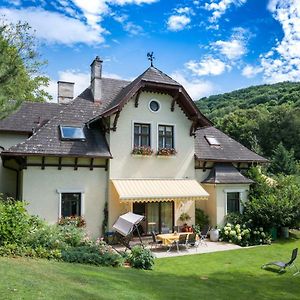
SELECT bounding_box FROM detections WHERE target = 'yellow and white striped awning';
[111,179,209,202]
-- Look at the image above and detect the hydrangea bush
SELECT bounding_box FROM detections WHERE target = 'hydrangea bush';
[220,222,271,247]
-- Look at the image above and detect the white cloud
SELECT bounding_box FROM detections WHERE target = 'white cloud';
[242,65,262,78]
[213,39,246,60]
[258,0,300,82]
[175,7,194,15]
[0,7,104,45]
[167,15,191,31]
[123,22,143,35]
[204,0,247,23]
[185,57,228,76]
[171,71,214,100]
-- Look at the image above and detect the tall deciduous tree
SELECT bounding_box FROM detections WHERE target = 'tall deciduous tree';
[0,19,51,118]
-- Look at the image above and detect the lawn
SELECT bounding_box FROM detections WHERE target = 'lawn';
[0,235,300,300]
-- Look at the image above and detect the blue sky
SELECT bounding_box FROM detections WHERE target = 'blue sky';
[0,0,299,101]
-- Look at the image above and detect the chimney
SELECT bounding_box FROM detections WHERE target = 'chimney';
[91,56,103,102]
[57,81,74,104]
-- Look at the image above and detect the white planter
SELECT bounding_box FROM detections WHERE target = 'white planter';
[210,229,219,242]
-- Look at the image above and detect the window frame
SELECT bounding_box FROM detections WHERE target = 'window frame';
[226,192,240,214]
[157,124,175,149]
[132,122,151,148]
[148,99,161,113]
[57,189,85,219]
[59,125,86,141]
[224,189,247,215]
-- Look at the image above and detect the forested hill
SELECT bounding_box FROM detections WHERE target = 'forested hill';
[196,81,300,121]
[195,81,300,166]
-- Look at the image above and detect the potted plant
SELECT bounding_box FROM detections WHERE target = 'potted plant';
[179,212,191,223]
[156,147,177,156]
[131,146,153,156]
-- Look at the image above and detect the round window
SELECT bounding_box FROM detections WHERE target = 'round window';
[149,100,160,112]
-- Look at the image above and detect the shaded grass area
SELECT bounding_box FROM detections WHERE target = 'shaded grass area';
[0,237,300,300]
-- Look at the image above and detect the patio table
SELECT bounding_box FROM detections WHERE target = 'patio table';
[156,232,195,246]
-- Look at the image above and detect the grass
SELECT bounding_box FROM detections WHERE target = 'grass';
[0,235,300,300]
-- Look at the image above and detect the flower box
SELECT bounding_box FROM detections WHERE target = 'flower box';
[131,146,153,156]
[156,148,177,156]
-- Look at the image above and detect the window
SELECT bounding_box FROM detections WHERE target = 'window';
[149,100,160,112]
[60,125,85,141]
[205,135,220,146]
[227,192,240,213]
[134,123,151,147]
[158,125,174,149]
[61,193,81,217]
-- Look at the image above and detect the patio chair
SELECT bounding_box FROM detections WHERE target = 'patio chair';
[186,233,198,250]
[261,248,299,276]
[199,225,211,246]
[167,234,188,252]
[149,231,163,249]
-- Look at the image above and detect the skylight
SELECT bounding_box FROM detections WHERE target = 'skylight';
[60,125,86,141]
[205,135,220,146]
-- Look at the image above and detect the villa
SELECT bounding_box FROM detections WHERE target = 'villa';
[0,57,267,236]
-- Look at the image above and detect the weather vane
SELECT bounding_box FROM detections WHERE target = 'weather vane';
[147,52,155,67]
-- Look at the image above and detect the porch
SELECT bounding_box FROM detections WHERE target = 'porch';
[114,236,241,258]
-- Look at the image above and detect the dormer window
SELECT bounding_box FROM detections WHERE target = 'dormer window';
[205,135,220,146]
[60,125,86,141]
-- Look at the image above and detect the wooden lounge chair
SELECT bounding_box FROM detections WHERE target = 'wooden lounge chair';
[262,248,299,276]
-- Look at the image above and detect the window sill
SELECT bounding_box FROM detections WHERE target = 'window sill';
[131,154,153,158]
[156,155,176,159]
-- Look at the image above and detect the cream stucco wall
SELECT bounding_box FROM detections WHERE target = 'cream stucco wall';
[0,132,27,198]
[107,91,196,229]
[198,183,250,227]
[22,164,107,237]
[109,92,195,179]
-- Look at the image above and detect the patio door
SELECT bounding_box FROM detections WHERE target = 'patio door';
[133,201,174,235]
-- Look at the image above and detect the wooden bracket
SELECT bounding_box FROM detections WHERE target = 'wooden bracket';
[135,90,141,108]
[112,111,120,132]
[203,161,207,172]
[105,159,109,171]
[74,157,78,170]
[90,158,94,171]
[41,157,45,170]
[58,157,62,170]
[171,92,179,112]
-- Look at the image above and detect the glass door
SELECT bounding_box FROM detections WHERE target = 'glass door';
[147,202,159,234]
[160,202,173,233]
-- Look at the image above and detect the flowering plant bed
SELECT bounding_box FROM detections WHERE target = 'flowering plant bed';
[156,148,177,156]
[131,146,153,156]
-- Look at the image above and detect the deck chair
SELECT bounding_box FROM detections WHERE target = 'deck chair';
[186,233,198,250]
[149,231,163,249]
[262,248,299,276]
[199,225,211,246]
[167,234,188,252]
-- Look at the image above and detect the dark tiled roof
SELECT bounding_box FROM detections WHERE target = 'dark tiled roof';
[100,66,180,115]
[0,102,61,133]
[2,93,111,158]
[202,163,254,184]
[195,126,268,163]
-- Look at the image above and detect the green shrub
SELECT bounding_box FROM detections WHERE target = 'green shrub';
[195,208,209,229]
[220,222,271,246]
[0,243,61,259]
[0,198,32,245]
[127,246,155,270]
[61,244,123,267]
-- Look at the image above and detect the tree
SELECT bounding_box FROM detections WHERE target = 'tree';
[0,19,51,118]
[268,142,297,175]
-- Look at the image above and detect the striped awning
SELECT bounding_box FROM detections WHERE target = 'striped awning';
[111,179,209,202]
